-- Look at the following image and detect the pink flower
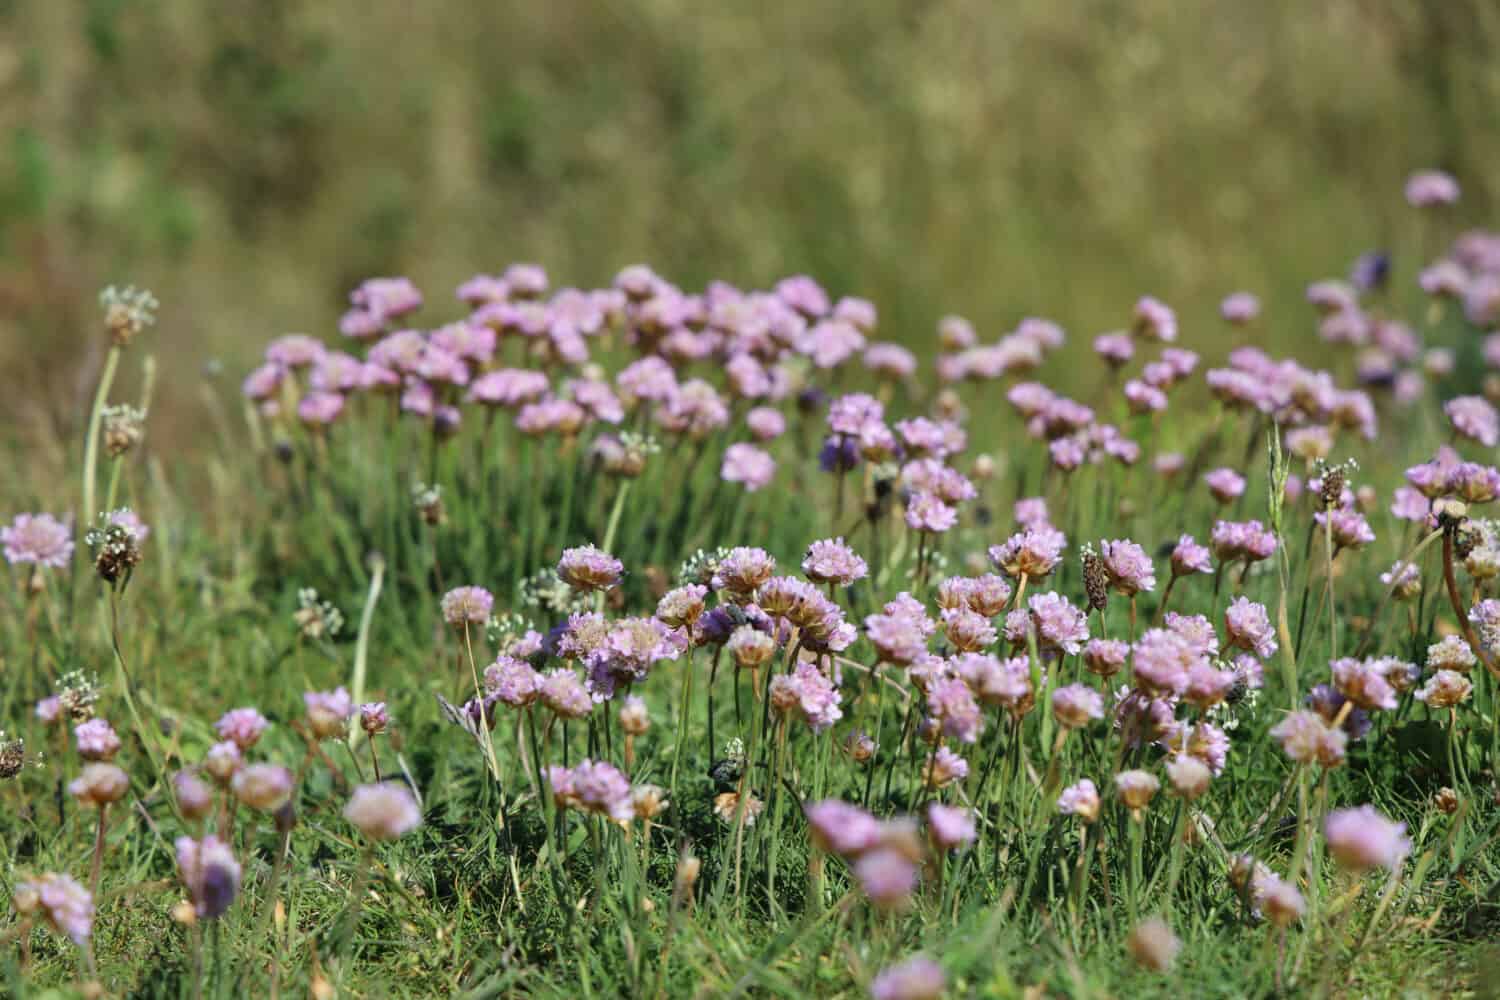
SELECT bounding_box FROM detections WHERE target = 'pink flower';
[74,719,121,761]
[1170,535,1212,576]
[1203,468,1246,504]
[905,492,956,533]
[927,804,976,849]
[1058,778,1101,822]
[870,955,946,1000]
[344,782,423,840]
[558,545,624,592]
[441,586,494,625]
[803,538,868,586]
[1132,296,1176,342]
[1404,169,1460,208]
[854,847,919,910]
[1028,592,1089,656]
[214,708,270,750]
[1220,292,1260,324]
[721,443,776,492]
[1224,597,1277,658]
[1271,710,1347,767]
[1445,395,1499,447]
[805,799,883,856]
[1052,683,1104,728]
[990,526,1066,579]
[2,513,74,569]
[1101,539,1156,595]
[1324,805,1410,871]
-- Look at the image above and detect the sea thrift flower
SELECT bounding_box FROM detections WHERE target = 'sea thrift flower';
[1405,169,1460,207]
[344,782,423,840]
[1210,519,1277,563]
[870,955,946,1000]
[1204,468,1246,504]
[990,526,1066,579]
[1220,292,1260,324]
[549,759,634,824]
[1166,754,1212,799]
[926,675,983,743]
[1101,539,1156,595]
[174,771,215,820]
[656,584,708,628]
[305,687,354,739]
[1028,592,1090,656]
[1380,560,1422,600]
[806,800,883,856]
[1131,628,1198,696]
[1415,670,1473,709]
[941,608,996,653]
[360,703,390,734]
[1058,778,1101,821]
[1224,597,1277,658]
[232,764,294,812]
[1115,769,1160,811]
[1083,638,1130,678]
[927,804,976,849]
[441,586,494,626]
[557,546,623,592]
[905,492,957,533]
[1127,917,1180,972]
[541,669,593,719]
[1331,657,1398,711]
[854,847,919,910]
[922,747,969,788]
[74,719,121,761]
[69,762,129,806]
[1445,395,1499,447]
[1132,296,1177,342]
[13,873,94,945]
[1169,535,1212,576]
[1426,635,1477,673]
[176,835,242,919]
[746,406,786,441]
[1324,805,1410,871]
[721,443,776,491]
[1052,684,1105,728]
[2,513,73,568]
[203,741,242,783]
[803,538,868,586]
[1260,875,1306,927]
[1315,508,1375,550]
[215,708,270,750]
[486,656,543,707]
[712,547,777,600]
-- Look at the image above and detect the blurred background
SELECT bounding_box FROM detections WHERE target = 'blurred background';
[2,0,1498,448]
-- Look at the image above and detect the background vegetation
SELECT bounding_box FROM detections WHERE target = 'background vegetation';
[4,0,1500,449]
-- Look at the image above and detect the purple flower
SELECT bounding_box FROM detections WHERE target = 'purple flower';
[1404,169,1460,208]
[712,547,777,600]
[541,669,593,719]
[1028,592,1089,656]
[176,835,242,919]
[1052,683,1105,728]
[1101,539,1156,595]
[1445,395,1499,447]
[304,686,354,739]
[215,708,270,750]
[905,492,957,533]
[925,675,983,744]
[297,391,345,427]
[485,656,544,707]
[803,537,868,587]
[14,873,94,945]
[1271,709,1347,767]
[1224,597,1276,658]
[1314,508,1375,551]
[827,393,885,437]
[1220,292,1260,324]
[721,443,776,492]
[1325,806,1410,871]
[1331,657,1398,711]
[344,782,423,840]
[558,545,624,592]
[805,799,883,856]
[746,406,787,441]
[441,586,494,626]
[1131,628,1198,696]
[990,525,1066,579]
[74,718,121,761]
[1170,535,1212,576]
[854,847,919,910]
[549,759,634,824]
[2,513,74,569]
[1058,778,1101,822]
[926,804,975,850]
[1203,468,1246,504]
[870,955,945,1000]
[1083,638,1130,678]
[1132,296,1177,342]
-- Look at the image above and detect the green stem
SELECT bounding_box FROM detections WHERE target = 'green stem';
[82,345,122,529]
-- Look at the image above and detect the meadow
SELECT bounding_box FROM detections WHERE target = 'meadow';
[0,164,1498,998]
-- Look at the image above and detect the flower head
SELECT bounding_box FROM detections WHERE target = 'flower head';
[344,782,424,840]
[2,513,73,569]
[1324,805,1410,871]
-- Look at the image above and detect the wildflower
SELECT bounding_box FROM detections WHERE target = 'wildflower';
[305,687,354,740]
[802,538,868,587]
[344,782,423,840]
[203,741,242,783]
[441,586,494,626]
[922,747,969,788]
[1165,754,1212,799]
[1115,769,1160,812]
[1160,719,1231,775]
[486,655,543,707]
[215,707,270,750]
[865,610,930,666]
[1204,468,1246,504]
[989,525,1066,579]
[1132,296,1177,342]
[1058,778,1101,822]
[1182,662,1236,710]
[1381,560,1422,600]
[2,513,74,569]
[360,703,390,734]
[13,873,94,945]
[854,847,919,910]
[173,771,214,820]
[1101,539,1156,595]
[925,675,983,743]
[926,804,976,850]
[721,443,776,491]
[746,406,787,441]
[1127,916,1181,972]
[86,513,143,585]
[1314,508,1376,551]
[1331,657,1398,711]
[1052,684,1104,728]
[1209,519,1277,563]
[964,574,1012,616]
[1415,670,1473,709]
[1405,169,1460,207]
[74,719,121,761]
[100,284,159,346]
[69,762,129,806]
[176,835,242,919]
[1220,292,1260,324]
[1028,592,1090,656]
[1426,635,1476,673]
[805,800,883,856]
[1445,395,1499,447]
[1083,638,1130,678]
[727,625,777,670]
[655,584,708,628]
[1169,535,1212,576]
[294,588,344,639]
[870,955,946,1000]
[1252,873,1304,927]
[1131,628,1198,696]
[541,669,593,720]
[905,492,957,533]
[1224,597,1277,658]
[231,764,294,813]
[941,607,996,653]
[1324,806,1410,872]
[711,546,777,601]
[845,730,878,764]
